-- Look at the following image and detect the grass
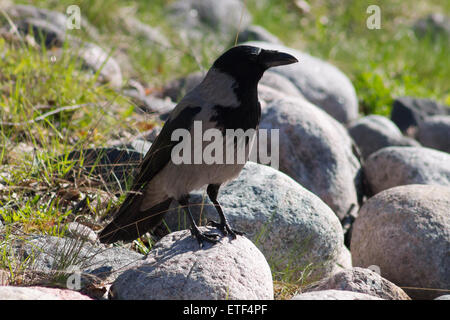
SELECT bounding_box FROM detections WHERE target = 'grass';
[0,0,448,299]
[248,0,450,115]
[0,36,131,216]
[0,28,137,286]
[14,0,219,85]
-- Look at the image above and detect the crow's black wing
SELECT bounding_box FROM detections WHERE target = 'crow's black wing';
[99,105,201,243]
[131,105,202,191]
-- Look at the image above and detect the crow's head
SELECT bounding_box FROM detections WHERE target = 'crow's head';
[212,45,298,84]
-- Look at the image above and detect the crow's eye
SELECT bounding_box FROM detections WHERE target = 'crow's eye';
[241,46,261,62]
[251,48,262,60]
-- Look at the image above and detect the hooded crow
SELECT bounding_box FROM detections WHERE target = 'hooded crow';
[99,45,298,246]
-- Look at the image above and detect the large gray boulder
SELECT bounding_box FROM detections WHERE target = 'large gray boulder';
[351,185,450,299]
[364,146,450,195]
[259,97,362,221]
[305,267,410,300]
[418,115,450,153]
[163,162,346,281]
[292,289,382,300]
[244,41,358,124]
[348,115,419,160]
[110,228,273,300]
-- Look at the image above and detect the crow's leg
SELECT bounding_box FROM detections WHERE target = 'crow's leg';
[206,184,244,239]
[178,195,219,247]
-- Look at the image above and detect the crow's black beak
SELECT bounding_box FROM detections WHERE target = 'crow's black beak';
[259,49,298,68]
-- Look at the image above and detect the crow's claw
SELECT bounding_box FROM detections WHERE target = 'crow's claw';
[206,220,244,239]
[190,228,220,247]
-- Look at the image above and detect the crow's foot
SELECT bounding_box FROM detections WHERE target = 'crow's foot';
[206,220,244,239]
[190,227,220,247]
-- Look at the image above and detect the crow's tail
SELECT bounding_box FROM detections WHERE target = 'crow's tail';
[99,193,172,244]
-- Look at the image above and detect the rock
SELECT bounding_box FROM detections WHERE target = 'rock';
[120,15,170,48]
[168,0,252,40]
[163,162,345,281]
[259,97,362,221]
[106,45,135,78]
[364,146,450,195]
[348,115,419,159]
[119,126,162,147]
[306,267,410,300]
[17,17,65,47]
[86,189,118,216]
[161,71,205,102]
[259,71,304,98]
[123,88,176,116]
[4,4,66,26]
[67,147,146,191]
[7,142,35,162]
[257,84,292,109]
[351,184,450,299]
[4,4,100,42]
[2,5,120,87]
[390,97,449,137]
[0,286,92,300]
[413,13,450,39]
[110,228,273,300]
[77,41,123,88]
[64,222,98,243]
[244,41,359,124]
[140,127,162,143]
[292,289,382,300]
[418,115,450,153]
[238,25,282,44]
[294,0,311,13]
[107,126,161,155]
[333,246,352,273]
[15,235,144,288]
[127,139,152,155]
[435,295,450,300]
